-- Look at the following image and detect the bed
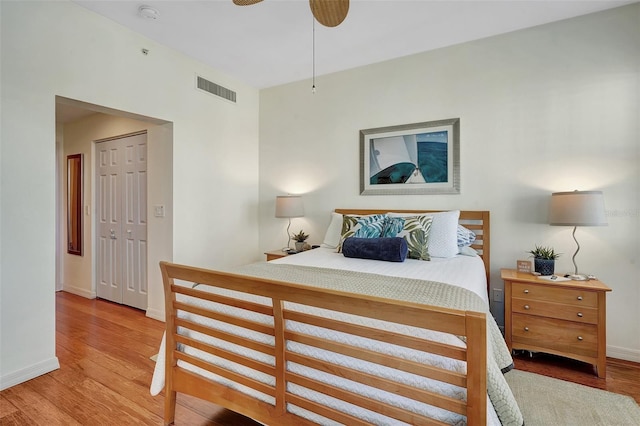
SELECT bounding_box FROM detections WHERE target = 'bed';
[151,209,523,426]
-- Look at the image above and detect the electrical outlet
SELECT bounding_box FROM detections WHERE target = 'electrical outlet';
[493,288,503,303]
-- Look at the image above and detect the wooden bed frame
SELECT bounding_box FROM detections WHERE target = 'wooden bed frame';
[160,210,491,426]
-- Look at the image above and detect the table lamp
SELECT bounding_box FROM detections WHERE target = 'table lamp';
[548,190,607,280]
[275,195,304,251]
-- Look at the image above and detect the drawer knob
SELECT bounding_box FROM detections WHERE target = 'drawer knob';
[524,327,529,332]
[577,296,583,301]
[577,312,583,318]
[524,289,529,294]
[577,336,583,341]
[524,305,530,310]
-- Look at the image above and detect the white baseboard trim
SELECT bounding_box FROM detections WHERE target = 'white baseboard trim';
[0,357,60,391]
[62,284,96,299]
[146,307,165,322]
[607,345,640,363]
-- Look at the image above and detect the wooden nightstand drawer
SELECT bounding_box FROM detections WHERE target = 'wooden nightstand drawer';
[512,313,598,358]
[512,282,598,307]
[512,297,598,324]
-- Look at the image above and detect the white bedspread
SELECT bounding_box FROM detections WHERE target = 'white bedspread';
[274,247,489,304]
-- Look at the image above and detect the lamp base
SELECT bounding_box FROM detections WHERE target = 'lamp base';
[562,273,596,281]
[569,274,588,281]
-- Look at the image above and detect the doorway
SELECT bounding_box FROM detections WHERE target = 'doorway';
[95,132,148,310]
[55,96,173,320]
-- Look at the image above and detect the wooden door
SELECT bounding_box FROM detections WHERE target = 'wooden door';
[96,133,148,310]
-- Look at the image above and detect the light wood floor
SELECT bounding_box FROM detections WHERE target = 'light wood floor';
[1,292,638,425]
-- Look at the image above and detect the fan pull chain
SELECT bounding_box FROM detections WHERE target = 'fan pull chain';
[312,3,316,94]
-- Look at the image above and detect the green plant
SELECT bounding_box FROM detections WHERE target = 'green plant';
[291,230,309,242]
[528,245,560,260]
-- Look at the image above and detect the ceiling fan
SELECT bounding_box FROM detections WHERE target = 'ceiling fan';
[232,0,349,27]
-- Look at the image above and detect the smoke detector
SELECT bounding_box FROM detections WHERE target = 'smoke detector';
[138,5,160,20]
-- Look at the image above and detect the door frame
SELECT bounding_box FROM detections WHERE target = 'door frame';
[55,96,173,321]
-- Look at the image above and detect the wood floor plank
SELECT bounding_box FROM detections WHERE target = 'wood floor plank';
[0,394,18,418]
[1,381,83,426]
[0,411,40,426]
[74,357,163,417]
[2,291,638,425]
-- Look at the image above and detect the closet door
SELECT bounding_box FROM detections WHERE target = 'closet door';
[96,133,147,310]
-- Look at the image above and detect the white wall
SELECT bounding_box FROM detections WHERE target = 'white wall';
[259,5,640,362]
[0,1,260,389]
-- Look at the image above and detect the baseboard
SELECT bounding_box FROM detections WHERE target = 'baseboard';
[0,357,60,391]
[607,345,640,363]
[146,307,165,322]
[62,284,96,299]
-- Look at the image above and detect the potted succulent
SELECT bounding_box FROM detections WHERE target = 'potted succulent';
[291,230,309,252]
[528,245,560,276]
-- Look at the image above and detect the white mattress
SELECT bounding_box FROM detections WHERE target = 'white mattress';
[273,247,489,304]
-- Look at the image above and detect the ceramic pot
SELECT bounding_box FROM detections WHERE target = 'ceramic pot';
[295,242,305,252]
[534,258,555,276]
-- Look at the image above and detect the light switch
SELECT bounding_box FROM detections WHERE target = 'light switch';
[154,205,165,218]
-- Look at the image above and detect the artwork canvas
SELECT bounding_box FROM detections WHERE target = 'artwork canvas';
[360,118,460,195]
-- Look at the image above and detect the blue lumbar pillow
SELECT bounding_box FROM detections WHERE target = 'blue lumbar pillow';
[342,237,408,262]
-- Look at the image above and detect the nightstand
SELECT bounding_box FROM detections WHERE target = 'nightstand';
[501,268,611,378]
[264,250,290,261]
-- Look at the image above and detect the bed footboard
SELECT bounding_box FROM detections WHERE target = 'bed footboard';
[160,261,487,426]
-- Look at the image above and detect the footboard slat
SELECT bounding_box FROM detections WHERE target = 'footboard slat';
[172,284,274,316]
[285,330,467,387]
[286,352,465,415]
[175,317,275,356]
[173,301,274,336]
[286,393,376,426]
[175,334,275,376]
[284,310,467,361]
[175,352,276,397]
[289,372,454,425]
[172,368,316,426]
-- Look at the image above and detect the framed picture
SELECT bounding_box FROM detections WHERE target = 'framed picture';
[360,118,460,195]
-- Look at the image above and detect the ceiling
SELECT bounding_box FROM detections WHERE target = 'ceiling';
[73,0,633,89]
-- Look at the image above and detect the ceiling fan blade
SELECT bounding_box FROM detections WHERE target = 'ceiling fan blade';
[309,0,349,27]
[232,0,263,5]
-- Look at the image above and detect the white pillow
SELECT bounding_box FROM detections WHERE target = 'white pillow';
[388,210,460,258]
[458,246,479,257]
[321,212,343,249]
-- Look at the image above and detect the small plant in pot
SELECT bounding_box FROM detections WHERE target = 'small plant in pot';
[291,230,309,252]
[528,245,560,276]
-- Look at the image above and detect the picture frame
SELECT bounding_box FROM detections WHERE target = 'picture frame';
[517,260,532,274]
[360,118,460,195]
[67,153,83,256]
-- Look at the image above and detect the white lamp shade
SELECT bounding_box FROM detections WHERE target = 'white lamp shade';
[549,191,607,226]
[275,195,304,218]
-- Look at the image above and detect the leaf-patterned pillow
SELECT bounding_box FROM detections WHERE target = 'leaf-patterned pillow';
[381,216,406,238]
[394,216,433,261]
[337,214,387,252]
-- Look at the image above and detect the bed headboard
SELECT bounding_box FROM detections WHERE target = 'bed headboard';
[334,209,491,291]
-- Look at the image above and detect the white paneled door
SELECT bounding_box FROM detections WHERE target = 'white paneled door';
[96,133,148,310]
